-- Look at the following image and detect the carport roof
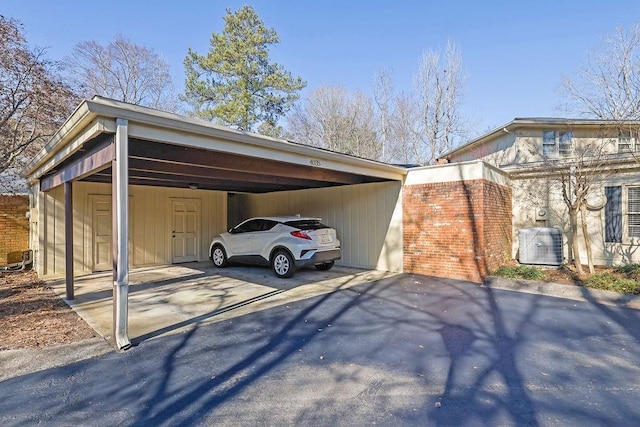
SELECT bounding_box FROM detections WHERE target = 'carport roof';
[25,97,407,193]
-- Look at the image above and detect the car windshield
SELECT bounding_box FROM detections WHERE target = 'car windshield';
[284,219,328,230]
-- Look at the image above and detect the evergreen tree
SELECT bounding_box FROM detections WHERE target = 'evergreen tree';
[183,6,305,132]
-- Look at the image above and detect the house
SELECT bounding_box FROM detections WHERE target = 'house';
[440,118,640,267]
[23,96,513,348]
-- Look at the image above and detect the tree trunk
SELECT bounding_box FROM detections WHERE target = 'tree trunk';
[580,204,595,274]
[569,208,584,275]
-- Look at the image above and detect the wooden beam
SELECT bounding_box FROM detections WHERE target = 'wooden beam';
[40,142,115,191]
[128,157,332,188]
[128,139,365,185]
[86,169,327,193]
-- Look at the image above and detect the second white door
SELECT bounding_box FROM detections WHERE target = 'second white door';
[171,199,200,263]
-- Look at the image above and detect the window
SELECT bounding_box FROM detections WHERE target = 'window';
[542,130,573,158]
[618,130,637,153]
[605,186,640,242]
[605,186,622,243]
[558,131,573,156]
[628,187,640,238]
[542,131,556,157]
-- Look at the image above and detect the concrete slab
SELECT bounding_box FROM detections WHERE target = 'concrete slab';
[49,262,397,346]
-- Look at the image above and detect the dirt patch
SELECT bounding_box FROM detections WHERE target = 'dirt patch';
[0,270,97,350]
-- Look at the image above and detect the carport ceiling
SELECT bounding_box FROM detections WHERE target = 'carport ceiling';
[44,134,390,193]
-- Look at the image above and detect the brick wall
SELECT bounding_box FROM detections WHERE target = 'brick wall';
[403,179,512,283]
[0,195,29,264]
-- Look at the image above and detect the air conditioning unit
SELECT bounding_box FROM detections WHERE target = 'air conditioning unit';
[519,227,563,266]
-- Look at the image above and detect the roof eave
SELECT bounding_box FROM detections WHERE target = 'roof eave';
[441,117,640,160]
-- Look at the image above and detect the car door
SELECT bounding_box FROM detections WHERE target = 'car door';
[226,219,260,256]
[250,220,280,259]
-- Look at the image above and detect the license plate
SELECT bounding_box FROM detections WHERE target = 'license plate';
[320,234,331,243]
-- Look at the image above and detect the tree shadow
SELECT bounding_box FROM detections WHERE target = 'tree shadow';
[2,272,640,425]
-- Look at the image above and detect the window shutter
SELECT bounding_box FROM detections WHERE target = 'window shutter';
[605,186,622,243]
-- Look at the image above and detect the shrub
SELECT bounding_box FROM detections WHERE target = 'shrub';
[493,265,545,281]
[615,263,640,281]
[583,272,640,294]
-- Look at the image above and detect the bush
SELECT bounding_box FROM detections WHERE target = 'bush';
[493,265,545,281]
[615,263,640,281]
[583,272,640,294]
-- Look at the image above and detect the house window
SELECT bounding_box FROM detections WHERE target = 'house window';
[558,131,573,156]
[542,131,556,157]
[605,186,622,243]
[618,130,637,153]
[628,187,640,238]
[542,130,573,158]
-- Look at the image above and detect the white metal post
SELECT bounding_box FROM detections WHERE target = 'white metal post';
[113,118,131,350]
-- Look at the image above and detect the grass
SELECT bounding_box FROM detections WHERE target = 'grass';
[583,272,640,294]
[492,265,545,281]
[492,263,640,295]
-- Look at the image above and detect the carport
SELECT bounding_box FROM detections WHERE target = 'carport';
[24,97,406,349]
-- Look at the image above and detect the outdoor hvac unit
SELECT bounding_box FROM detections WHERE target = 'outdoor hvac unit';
[518,227,563,266]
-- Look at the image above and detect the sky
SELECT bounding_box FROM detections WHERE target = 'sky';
[4,0,640,136]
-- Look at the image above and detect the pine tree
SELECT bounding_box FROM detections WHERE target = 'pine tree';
[183,6,306,132]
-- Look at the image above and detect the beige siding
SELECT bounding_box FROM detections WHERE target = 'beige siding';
[38,182,226,276]
[511,172,640,266]
[450,130,620,167]
[241,182,403,271]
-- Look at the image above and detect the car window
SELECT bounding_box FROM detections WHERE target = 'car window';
[231,219,279,233]
[284,220,328,230]
[232,219,261,233]
[260,220,279,231]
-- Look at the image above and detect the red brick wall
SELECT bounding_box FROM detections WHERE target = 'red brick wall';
[403,179,511,283]
[0,195,29,264]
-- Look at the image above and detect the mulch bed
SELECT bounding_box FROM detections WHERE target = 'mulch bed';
[0,270,97,350]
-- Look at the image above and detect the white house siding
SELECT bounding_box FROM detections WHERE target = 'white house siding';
[445,123,640,267]
[37,182,227,276]
[511,172,640,267]
[450,129,620,168]
[240,181,404,272]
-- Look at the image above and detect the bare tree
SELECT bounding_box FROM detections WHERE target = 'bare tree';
[66,34,178,112]
[373,68,395,163]
[0,16,76,180]
[370,41,468,165]
[561,22,640,120]
[413,40,468,164]
[287,85,382,160]
[514,126,618,274]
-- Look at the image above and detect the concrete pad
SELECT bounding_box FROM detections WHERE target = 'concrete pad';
[49,263,397,347]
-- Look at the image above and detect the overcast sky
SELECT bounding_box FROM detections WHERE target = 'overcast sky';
[5,0,640,136]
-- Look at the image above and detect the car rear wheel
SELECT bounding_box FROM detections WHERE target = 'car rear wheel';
[272,250,295,278]
[211,245,227,268]
[315,261,335,271]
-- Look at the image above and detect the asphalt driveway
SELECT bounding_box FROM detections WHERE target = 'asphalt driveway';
[2,273,640,426]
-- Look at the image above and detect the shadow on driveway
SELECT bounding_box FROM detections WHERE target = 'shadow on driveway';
[48,262,397,346]
[3,273,640,425]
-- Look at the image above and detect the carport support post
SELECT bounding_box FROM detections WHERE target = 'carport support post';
[112,118,131,350]
[64,181,74,300]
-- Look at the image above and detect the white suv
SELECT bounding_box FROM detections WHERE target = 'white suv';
[209,216,341,278]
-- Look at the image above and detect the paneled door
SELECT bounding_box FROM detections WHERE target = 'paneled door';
[171,199,200,263]
[91,196,112,272]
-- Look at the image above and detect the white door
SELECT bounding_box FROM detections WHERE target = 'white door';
[92,196,112,272]
[171,199,200,263]
[90,195,133,272]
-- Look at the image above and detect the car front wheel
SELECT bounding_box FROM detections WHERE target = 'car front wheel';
[315,261,334,271]
[272,250,295,278]
[211,245,227,268]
